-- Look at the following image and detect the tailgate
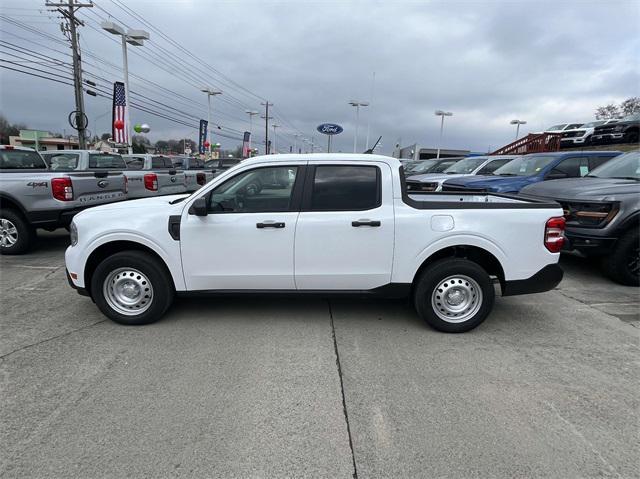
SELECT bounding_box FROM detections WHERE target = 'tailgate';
[156,170,187,195]
[69,171,127,206]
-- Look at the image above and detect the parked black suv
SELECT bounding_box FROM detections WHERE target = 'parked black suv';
[521,151,639,285]
[591,113,640,145]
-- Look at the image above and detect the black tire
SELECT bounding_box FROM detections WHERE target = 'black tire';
[0,209,34,255]
[625,130,639,145]
[91,250,174,325]
[601,230,639,286]
[413,258,495,333]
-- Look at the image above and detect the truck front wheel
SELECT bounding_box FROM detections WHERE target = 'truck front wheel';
[601,229,639,286]
[0,209,34,255]
[91,251,174,325]
[414,258,495,333]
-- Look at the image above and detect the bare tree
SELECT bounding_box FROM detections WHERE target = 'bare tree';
[619,97,640,116]
[595,104,620,120]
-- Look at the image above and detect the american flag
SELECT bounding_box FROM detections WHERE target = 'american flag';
[112,81,128,144]
[242,131,251,158]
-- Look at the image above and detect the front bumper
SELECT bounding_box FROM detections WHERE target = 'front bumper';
[502,263,563,296]
[591,133,624,144]
[563,231,617,255]
[66,268,89,296]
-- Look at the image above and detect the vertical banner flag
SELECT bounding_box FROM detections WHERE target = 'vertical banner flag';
[242,131,251,158]
[112,81,128,144]
[198,119,208,154]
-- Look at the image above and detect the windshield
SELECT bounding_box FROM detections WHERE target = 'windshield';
[547,124,567,131]
[492,155,557,176]
[588,151,640,180]
[88,154,126,169]
[0,149,47,169]
[443,157,486,174]
[404,160,436,174]
[581,121,605,128]
[621,113,640,122]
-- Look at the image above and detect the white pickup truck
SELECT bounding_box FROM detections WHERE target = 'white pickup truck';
[65,154,565,332]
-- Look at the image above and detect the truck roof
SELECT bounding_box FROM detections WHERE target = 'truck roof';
[242,153,401,167]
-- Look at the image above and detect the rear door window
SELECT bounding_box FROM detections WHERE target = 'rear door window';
[310,165,380,211]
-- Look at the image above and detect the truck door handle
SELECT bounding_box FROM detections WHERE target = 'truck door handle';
[256,221,285,229]
[351,219,381,227]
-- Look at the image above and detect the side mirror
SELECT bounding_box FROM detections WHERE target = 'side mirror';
[189,197,208,216]
[546,171,568,180]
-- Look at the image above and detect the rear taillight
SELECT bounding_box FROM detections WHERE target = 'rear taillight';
[196,172,206,186]
[544,216,565,253]
[144,173,158,191]
[123,175,128,194]
[51,177,73,201]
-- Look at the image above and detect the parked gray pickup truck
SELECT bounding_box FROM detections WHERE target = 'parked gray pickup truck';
[521,150,640,285]
[0,146,126,254]
[169,155,214,192]
[122,154,187,197]
[43,150,187,199]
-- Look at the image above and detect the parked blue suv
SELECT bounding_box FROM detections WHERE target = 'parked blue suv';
[441,151,622,193]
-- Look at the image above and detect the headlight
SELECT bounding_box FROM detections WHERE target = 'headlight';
[561,201,619,227]
[69,221,78,246]
[613,125,625,132]
[406,182,438,192]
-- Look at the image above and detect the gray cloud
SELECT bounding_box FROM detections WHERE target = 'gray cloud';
[1,0,639,154]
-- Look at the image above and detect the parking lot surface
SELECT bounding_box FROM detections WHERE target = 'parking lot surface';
[1,231,638,478]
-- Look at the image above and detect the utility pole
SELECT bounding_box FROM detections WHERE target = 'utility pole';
[47,0,93,149]
[261,101,273,154]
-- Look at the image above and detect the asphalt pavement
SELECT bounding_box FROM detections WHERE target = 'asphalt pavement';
[1,231,638,478]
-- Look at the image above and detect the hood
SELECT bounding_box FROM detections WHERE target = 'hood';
[520,177,640,200]
[74,193,190,218]
[406,173,465,182]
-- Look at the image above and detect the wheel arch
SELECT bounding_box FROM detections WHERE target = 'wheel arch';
[0,193,28,217]
[84,240,177,297]
[411,244,506,293]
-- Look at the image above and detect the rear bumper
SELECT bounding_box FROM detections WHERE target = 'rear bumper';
[27,207,85,228]
[502,263,563,296]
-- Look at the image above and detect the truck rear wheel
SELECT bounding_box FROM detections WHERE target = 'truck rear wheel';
[413,258,495,333]
[91,251,174,325]
[601,230,639,286]
[0,209,33,255]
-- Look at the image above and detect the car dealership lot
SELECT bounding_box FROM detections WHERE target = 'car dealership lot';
[1,231,638,478]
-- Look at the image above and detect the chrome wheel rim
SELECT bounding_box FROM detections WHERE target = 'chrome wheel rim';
[0,218,18,248]
[103,267,153,316]
[431,275,483,323]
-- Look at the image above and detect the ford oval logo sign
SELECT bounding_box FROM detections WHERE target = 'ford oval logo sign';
[97,180,109,188]
[317,123,343,135]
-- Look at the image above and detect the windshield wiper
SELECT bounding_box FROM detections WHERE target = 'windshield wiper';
[585,174,598,178]
[609,176,640,181]
[169,196,188,204]
[497,173,518,176]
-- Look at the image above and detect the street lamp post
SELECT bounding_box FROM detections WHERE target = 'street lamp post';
[101,21,150,154]
[434,110,453,159]
[349,100,369,153]
[201,87,222,157]
[510,119,527,140]
[245,110,259,152]
[272,124,280,154]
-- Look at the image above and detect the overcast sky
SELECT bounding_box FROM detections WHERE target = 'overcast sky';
[1,0,639,154]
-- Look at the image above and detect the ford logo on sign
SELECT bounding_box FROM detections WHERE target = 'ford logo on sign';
[97,180,109,188]
[317,123,343,135]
